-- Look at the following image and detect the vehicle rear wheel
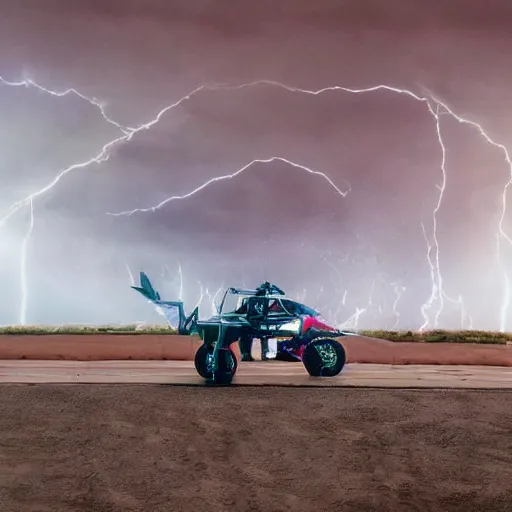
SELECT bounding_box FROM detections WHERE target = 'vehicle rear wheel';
[302,338,346,377]
[194,344,238,384]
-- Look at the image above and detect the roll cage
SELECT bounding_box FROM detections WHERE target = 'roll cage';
[131,272,321,336]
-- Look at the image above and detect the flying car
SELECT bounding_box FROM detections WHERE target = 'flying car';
[131,272,348,385]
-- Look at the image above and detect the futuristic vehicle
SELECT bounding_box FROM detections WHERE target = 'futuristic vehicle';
[131,272,348,385]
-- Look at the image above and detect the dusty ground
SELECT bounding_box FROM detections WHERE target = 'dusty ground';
[0,334,511,366]
[0,360,511,388]
[0,386,511,512]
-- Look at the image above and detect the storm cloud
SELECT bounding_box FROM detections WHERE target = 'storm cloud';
[0,0,511,329]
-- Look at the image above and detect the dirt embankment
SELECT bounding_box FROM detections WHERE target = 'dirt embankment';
[0,334,511,366]
[344,335,512,366]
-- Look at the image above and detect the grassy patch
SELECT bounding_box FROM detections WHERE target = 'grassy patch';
[0,325,178,335]
[0,325,510,345]
[360,329,512,345]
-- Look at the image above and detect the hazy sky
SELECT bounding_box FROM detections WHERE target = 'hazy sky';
[1,0,512,330]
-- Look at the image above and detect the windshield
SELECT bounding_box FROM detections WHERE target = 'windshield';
[220,292,253,315]
[281,299,318,316]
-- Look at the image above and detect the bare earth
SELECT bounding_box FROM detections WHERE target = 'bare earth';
[0,334,511,366]
[0,385,511,512]
[1,335,511,511]
[0,360,511,388]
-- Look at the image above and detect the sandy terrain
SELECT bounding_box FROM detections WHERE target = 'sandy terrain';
[0,360,511,388]
[0,385,510,512]
[0,334,511,366]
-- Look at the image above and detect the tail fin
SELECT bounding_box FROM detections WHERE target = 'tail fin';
[130,271,197,334]
[131,271,161,301]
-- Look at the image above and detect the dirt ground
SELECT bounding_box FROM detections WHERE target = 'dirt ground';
[0,386,511,512]
[0,334,511,366]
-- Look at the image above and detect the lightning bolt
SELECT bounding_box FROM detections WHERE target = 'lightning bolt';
[339,307,367,330]
[294,288,307,303]
[0,75,129,133]
[195,281,205,312]
[1,78,211,323]
[390,284,407,330]
[107,156,351,215]
[3,76,512,331]
[19,198,34,325]
[443,292,473,330]
[0,80,210,227]
[177,262,184,302]
[162,263,185,302]
[205,283,224,316]
[125,263,135,286]
[108,81,453,331]
[422,103,447,330]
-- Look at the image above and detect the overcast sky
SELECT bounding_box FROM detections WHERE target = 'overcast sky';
[1,0,511,330]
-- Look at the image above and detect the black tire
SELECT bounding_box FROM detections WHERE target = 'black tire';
[194,344,238,383]
[302,338,346,377]
[213,348,238,385]
[194,344,212,378]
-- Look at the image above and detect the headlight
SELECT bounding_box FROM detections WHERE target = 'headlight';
[279,319,301,333]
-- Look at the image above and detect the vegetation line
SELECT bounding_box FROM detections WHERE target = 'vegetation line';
[359,329,512,345]
[0,325,510,344]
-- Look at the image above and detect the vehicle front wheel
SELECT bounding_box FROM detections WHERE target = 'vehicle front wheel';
[194,344,238,384]
[213,348,238,385]
[302,338,346,377]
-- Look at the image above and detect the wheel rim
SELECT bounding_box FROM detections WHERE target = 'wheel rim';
[213,349,236,374]
[313,342,338,368]
[205,352,214,374]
